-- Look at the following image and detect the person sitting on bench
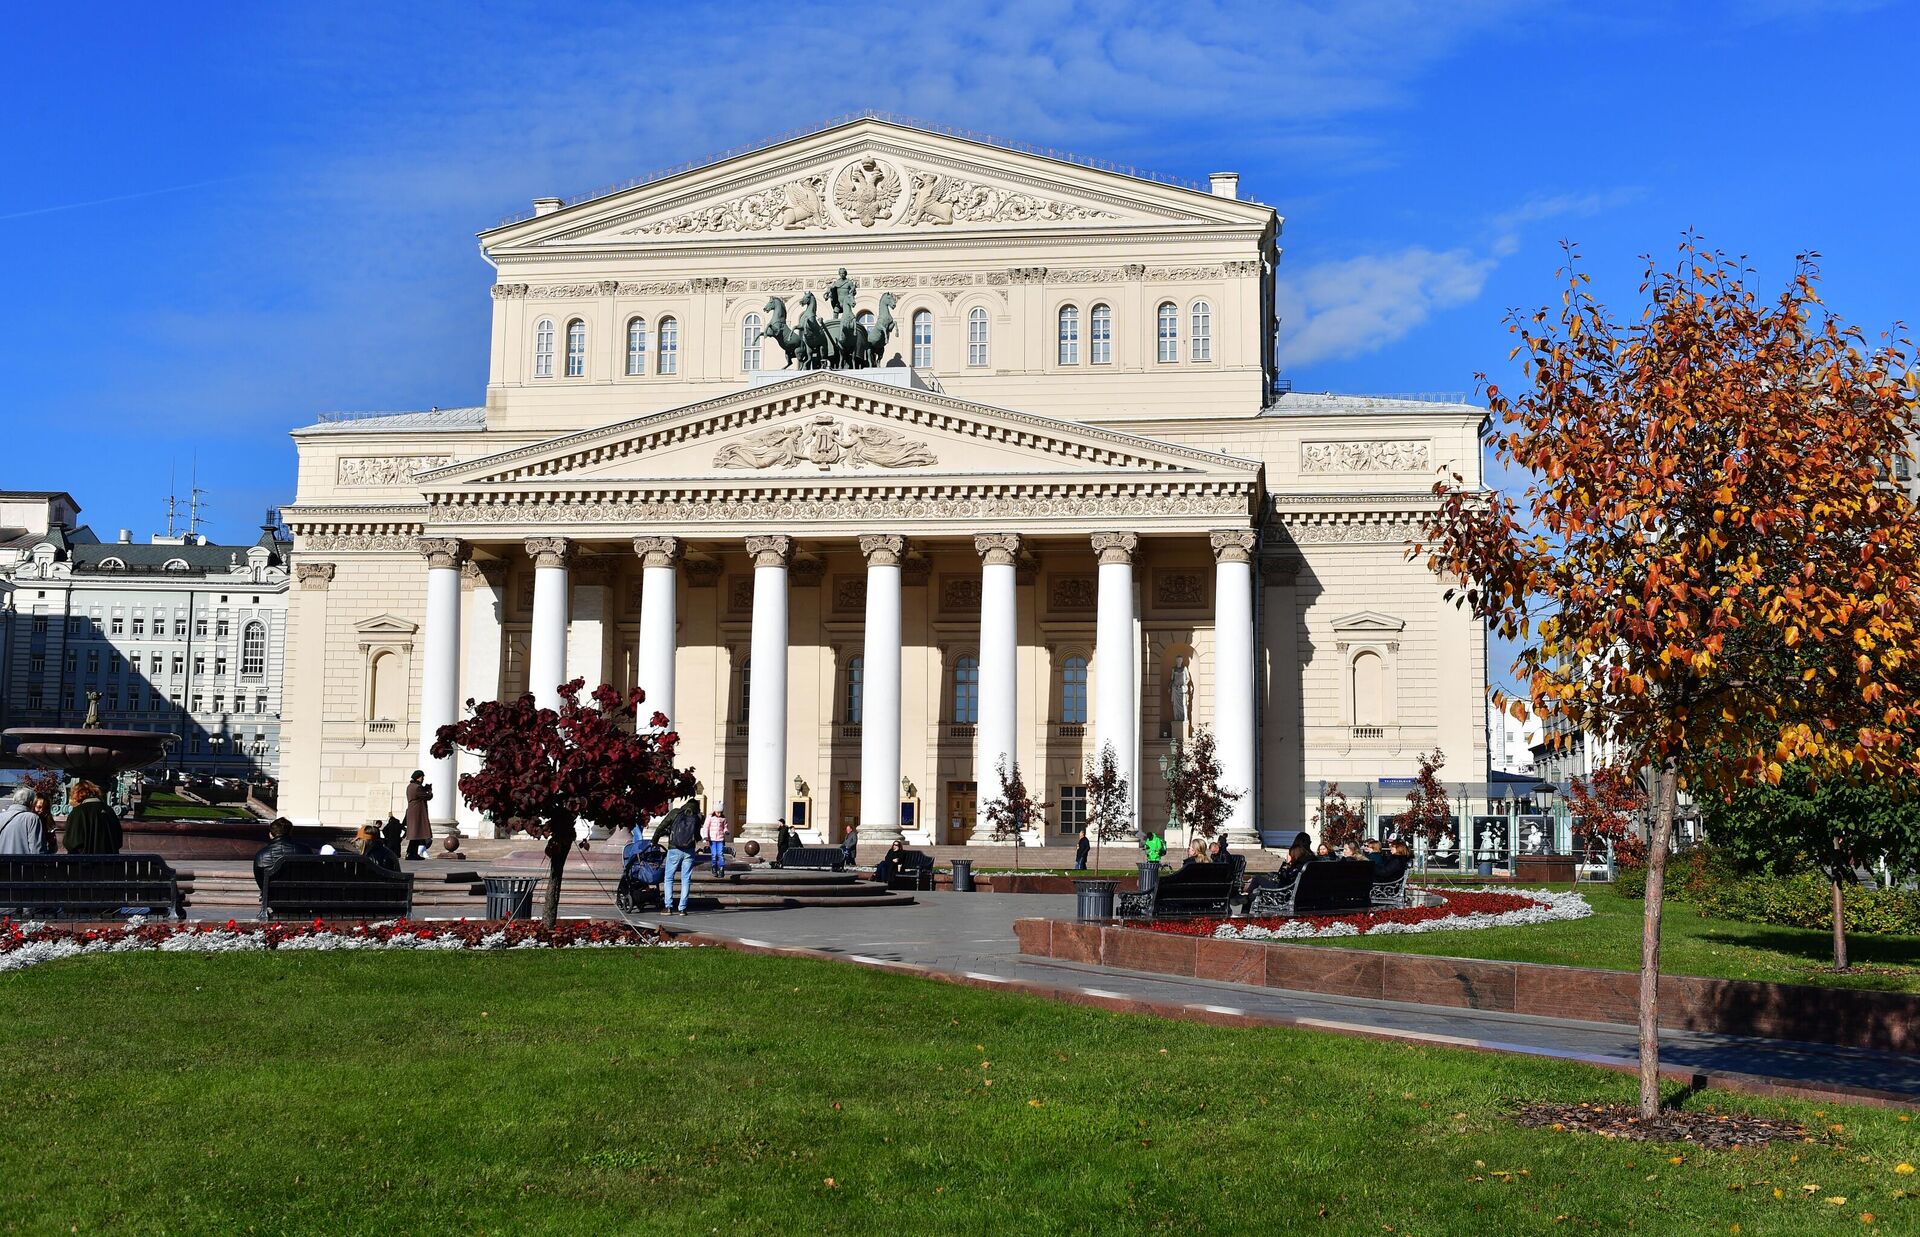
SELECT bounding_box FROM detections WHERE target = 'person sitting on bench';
[1371,839,1413,881]
[252,817,313,888]
[355,823,401,873]
[873,838,906,884]
[1180,839,1210,869]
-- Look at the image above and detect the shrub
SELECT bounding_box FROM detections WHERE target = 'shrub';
[1692,871,1920,936]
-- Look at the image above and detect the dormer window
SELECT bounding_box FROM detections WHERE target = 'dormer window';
[164,558,189,571]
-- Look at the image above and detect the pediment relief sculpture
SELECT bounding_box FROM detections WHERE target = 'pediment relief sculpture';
[624,172,830,235]
[834,155,901,226]
[712,414,937,472]
[900,170,1119,226]
[1300,440,1431,474]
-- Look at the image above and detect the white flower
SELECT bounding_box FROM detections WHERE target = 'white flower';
[1215,886,1592,942]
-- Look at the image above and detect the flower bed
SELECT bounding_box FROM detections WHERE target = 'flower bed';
[1142,887,1592,940]
[0,917,681,974]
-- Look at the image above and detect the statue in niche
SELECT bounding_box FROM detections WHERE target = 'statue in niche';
[1168,656,1195,741]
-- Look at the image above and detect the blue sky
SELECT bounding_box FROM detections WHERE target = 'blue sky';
[4,0,1915,690]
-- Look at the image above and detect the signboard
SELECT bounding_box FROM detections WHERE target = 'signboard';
[1424,814,1464,869]
[1516,814,1555,856]
[1377,777,1418,788]
[1471,815,1510,865]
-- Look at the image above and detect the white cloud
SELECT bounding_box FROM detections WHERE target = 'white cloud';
[1275,246,1496,366]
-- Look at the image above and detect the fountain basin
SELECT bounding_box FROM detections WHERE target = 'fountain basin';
[3,727,176,778]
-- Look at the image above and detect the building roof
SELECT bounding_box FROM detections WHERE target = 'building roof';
[0,490,80,506]
[291,407,488,435]
[1262,391,1482,417]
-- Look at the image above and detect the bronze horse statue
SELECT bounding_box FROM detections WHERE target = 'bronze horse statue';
[761,296,812,369]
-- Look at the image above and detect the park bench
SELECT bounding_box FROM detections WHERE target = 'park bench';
[1248,859,1380,916]
[259,854,413,921]
[0,853,189,920]
[774,845,846,872]
[1371,867,1412,908]
[879,849,936,891]
[1114,862,1237,920]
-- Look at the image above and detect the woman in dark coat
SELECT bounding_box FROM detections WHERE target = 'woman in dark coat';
[402,770,433,860]
[62,781,123,854]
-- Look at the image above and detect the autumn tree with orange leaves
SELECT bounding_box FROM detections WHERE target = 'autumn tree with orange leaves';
[1422,238,1920,1117]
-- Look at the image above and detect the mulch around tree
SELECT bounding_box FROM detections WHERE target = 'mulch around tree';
[1511,1101,1808,1148]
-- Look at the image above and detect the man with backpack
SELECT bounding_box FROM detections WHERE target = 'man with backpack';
[662,799,702,915]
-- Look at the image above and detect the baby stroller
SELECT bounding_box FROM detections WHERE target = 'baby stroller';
[616,835,667,914]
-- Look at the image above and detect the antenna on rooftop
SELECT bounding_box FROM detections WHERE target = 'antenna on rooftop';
[164,459,179,538]
[188,453,209,541]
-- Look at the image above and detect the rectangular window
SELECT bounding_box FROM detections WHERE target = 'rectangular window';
[1059,786,1088,833]
[64,650,76,673]
[131,617,145,637]
[174,617,187,637]
[255,694,268,714]
[194,655,205,675]
[109,652,122,673]
[105,685,119,708]
[150,654,163,674]
[216,618,230,639]
[213,694,225,713]
[194,618,208,637]
[215,656,227,676]
[86,650,99,673]
[69,615,86,634]
[29,654,45,675]
[32,615,48,635]
[191,695,204,713]
[27,688,41,710]
[171,655,184,675]
[111,615,124,635]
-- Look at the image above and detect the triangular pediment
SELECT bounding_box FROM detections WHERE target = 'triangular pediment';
[354,614,419,638]
[1330,610,1406,635]
[483,117,1273,252]
[417,371,1262,491]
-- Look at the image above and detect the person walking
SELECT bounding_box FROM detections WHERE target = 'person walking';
[775,818,794,860]
[402,770,433,861]
[703,805,730,877]
[0,786,54,855]
[662,802,702,915]
[839,820,860,867]
[1143,832,1166,866]
[1073,827,1091,871]
[62,781,122,854]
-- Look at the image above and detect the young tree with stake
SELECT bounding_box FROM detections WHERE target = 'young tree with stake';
[1083,742,1134,870]
[983,756,1048,873]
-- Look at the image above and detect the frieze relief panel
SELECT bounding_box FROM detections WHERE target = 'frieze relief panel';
[337,456,453,486]
[727,576,754,615]
[712,415,938,471]
[833,577,868,614]
[1300,440,1432,474]
[430,491,1254,525]
[1154,571,1207,609]
[939,576,983,613]
[299,533,421,552]
[1048,574,1096,612]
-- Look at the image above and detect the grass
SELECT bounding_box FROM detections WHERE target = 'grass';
[2,949,1915,1234]
[135,789,250,821]
[1314,884,1920,993]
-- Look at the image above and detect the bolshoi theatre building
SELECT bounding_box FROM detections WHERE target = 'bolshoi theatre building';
[278,116,1488,848]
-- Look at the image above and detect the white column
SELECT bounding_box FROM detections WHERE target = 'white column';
[1212,530,1259,843]
[416,538,465,829]
[565,564,612,696]
[859,535,905,838]
[525,537,571,712]
[1092,532,1138,822]
[633,536,680,727]
[974,533,1021,835]
[456,558,505,838]
[744,535,792,838]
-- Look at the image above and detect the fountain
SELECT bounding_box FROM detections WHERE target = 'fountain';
[4,708,273,857]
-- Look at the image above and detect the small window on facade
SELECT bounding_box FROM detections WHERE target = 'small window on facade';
[658,316,678,375]
[626,317,648,375]
[564,318,587,377]
[1190,300,1212,362]
[738,658,751,725]
[533,317,556,378]
[845,655,864,725]
[194,617,208,637]
[1156,302,1179,363]
[953,655,980,723]
[216,619,229,638]
[1057,305,1080,365]
[1090,304,1112,364]
[241,621,267,678]
[967,308,989,368]
[911,309,933,368]
[741,312,762,371]
[1058,785,1088,833]
[1061,655,1089,724]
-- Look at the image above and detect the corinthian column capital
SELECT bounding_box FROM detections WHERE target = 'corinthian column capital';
[1209,530,1257,563]
[973,533,1022,566]
[418,537,466,570]
[1091,532,1139,565]
[525,536,571,570]
[632,536,682,569]
[859,534,907,567]
[744,535,793,568]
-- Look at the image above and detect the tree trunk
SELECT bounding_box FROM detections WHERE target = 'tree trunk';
[1831,872,1849,972]
[541,827,572,928]
[1636,763,1680,1119]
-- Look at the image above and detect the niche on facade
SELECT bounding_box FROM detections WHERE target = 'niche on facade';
[1151,639,1204,741]
[355,614,418,742]
[1330,611,1404,738]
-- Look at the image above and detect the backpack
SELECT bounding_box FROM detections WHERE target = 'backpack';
[668,807,701,852]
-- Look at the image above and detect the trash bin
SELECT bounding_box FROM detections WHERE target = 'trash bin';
[950,858,975,892]
[1477,859,1494,878]
[1074,879,1118,921]
[483,875,540,920]
[1137,861,1161,894]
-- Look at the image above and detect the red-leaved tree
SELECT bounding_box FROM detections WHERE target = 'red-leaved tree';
[1421,238,1920,1115]
[1312,782,1367,850]
[1566,764,1649,866]
[1083,741,1134,869]
[1400,749,1454,849]
[1164,727,1244,842]
[431,680,695,925]
[983,756,1048,872]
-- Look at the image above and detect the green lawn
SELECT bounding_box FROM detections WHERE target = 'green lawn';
[2,949,1914,1234]
[1320,884,1920,993]
[135,789,251,821]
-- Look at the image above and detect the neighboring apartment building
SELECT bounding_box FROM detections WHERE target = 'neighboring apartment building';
[1487,698,1542,777]
[0,493,292,781]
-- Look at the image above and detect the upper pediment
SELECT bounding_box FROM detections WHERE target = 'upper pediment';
[416,371,1263,491]
[482,117,1274,252]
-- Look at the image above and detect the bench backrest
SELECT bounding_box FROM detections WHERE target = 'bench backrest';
[778,846,845,871]
[1153,862,1237,913]
[261,854,414,919]
[0,853,185,918]
[1292,859,1376,911]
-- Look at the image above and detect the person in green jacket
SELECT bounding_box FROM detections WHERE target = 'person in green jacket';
[62,780,123,855]
[1143,832,1166,864]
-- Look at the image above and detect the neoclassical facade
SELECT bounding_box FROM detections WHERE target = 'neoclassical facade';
[279,117,1486,845]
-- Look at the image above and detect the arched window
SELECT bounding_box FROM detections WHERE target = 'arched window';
[953,655,980,723]
[241,621,267,678]
[741,312,762,371]
[967,308,989,367]
[1090,304,1113,365]
[657,316,678,375]
[1156,302,1179,363]
[738,657,751,726]
[1351,651,1385,727]
[911,309,933,367]
[1057,305,1079,365]
[1190,300,1212,362]
[1061,655,1089,724]
[533,317,555,378]
[564,318,587,377]
[845,654,864,724]
[857,309,874,331]
[626,317,648,376]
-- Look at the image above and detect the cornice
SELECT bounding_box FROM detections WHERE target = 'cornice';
[486,226,1267,268]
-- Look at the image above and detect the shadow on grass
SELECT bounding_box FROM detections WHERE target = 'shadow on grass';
[1692,926,1920,978]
